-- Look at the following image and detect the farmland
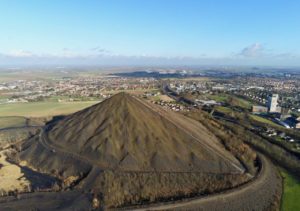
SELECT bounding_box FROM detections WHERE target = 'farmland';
[0,101,99,117]
[0,116,27,129]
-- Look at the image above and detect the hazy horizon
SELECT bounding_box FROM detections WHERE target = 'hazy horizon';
[1,0,299,66]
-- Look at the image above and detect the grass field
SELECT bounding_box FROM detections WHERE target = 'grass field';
[280,169,300,211]
[176,77,211,81]
[0,116,27,129]
[207,94,228,102]
[207,94,252,110]
[231,97,252,109]
[0,71,79,82]
[215,106,233,114]
[249,114,281,128]
[0,101,99,117]
[103,89,159,95]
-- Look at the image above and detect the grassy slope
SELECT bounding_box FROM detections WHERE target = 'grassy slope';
[0,101,99,117]
[280,169,300,211]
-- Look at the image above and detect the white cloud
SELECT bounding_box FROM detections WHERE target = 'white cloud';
[0,46,299,66]
[90,46,111,54]
[237,43,299,62]
[239,43,264,57]
[5,50,35,58]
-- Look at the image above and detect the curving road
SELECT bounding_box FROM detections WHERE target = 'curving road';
[39,128,95,166]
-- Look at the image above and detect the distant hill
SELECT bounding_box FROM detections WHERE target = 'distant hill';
[112,71,195,78]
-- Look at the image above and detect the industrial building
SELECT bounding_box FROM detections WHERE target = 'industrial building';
[268,94,281,113]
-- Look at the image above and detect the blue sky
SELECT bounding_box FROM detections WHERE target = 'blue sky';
[0,0,299,66]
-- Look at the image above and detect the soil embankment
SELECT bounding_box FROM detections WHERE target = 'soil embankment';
[122,155,282,211]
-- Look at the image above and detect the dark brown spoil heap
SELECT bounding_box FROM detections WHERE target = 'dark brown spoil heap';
[44,92,242,173]
[19,92,248,208]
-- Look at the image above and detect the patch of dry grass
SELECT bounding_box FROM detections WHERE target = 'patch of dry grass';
[0,150,30,194]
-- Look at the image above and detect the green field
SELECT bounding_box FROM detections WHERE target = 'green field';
[207,94,228,102]
[249,114,280,127]
[0,71,79,82]
[0,101,99,117]
[215,106,233,114]
[0,116,27,129]
[280,169,300,211]
[103,88,159,95]
[207,94,252,110]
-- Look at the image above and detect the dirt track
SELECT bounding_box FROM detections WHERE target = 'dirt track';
[121,154,281,211]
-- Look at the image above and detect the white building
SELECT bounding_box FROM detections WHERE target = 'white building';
[268,94,279,113]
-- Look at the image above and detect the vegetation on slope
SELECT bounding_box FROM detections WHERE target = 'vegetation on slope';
[102,171,249,208]
[185,111,257,175]
[280,169,300,211]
